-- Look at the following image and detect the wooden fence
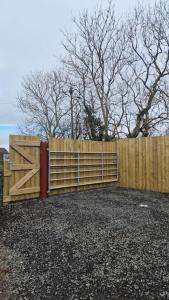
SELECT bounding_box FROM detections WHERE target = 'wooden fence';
[49,137,118,195]
[3,135,169,204]
[117,136,169,193]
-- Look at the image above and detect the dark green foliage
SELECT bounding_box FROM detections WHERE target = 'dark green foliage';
[84,104,105,141]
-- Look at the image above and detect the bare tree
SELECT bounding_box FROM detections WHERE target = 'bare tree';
[18,70,70,138]
[62,1,127,140]
[18,0,169,140]
[122,0,169,138]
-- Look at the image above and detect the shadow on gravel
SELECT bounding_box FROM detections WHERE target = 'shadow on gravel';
[1,186,169,299]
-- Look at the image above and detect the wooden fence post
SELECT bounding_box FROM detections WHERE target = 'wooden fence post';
[40,141,48,200]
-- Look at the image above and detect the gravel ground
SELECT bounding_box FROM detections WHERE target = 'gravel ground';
[1,186,169,299]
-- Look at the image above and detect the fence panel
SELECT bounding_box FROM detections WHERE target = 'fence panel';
[117,136,169,193]
[49,138,118,195]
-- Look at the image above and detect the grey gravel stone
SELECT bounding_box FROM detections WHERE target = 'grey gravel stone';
[0,186,169,299]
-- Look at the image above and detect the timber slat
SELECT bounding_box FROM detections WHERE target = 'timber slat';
[15,141,40,147]
[10,187,40,196]
[10,164,39,171]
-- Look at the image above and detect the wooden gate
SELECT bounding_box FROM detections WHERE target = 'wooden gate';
[3,135,40,204]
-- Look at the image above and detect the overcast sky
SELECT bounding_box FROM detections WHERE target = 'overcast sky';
[0,0,157,148]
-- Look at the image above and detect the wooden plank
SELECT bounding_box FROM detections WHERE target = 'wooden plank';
[117,140,124,187]
[138,138,142,190]
[152,138,158,192]
[3,160,11,202]
[157,137,161,192]
[124,140,128,187]
[4,161,11,177]
[135,138,139,189]
[148,137,153,191]
[166,137,169,193]
[10,164,39,171]
[163,137,166,192]
[15,141,40,147]
[10,187,40,196]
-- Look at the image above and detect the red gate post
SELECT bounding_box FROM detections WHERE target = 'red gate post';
[40,141,48,200]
